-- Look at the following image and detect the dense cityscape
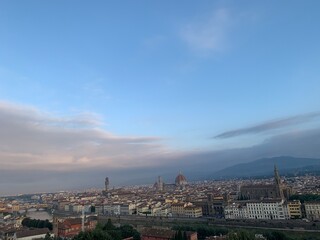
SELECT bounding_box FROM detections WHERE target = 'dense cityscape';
[1,166,320,239]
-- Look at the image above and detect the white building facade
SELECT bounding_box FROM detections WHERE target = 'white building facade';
[225,200,288,220]
[305,201,320,220]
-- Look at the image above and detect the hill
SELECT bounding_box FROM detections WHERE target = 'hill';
[212,156,320,179]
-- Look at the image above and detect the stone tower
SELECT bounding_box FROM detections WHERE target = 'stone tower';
[158,176,163,191]
[274,165,284,199]
[105,177,109,192]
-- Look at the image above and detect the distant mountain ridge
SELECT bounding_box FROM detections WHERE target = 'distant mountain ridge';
[212,156,320,179]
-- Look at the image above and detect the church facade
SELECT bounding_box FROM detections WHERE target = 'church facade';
[240,165,292,200]
[154,172,188,192]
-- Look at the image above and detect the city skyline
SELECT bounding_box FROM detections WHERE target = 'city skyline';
[1,0,320,195]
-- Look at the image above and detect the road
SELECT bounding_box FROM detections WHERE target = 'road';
[98,215,320,233]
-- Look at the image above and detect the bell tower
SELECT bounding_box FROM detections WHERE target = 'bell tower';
[274,165,284,199]
[105,177,109,192]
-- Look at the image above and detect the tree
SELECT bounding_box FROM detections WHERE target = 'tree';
[72,229,113,240]
[21,218,52,231]
[72,219,140,240]
[289,194,320,203]
[104,218,115,231]
[22,218,31,226]
[183,231,188,240]
[264,231,290,240]
[173,229,184,240]
[227,230,255,240]
[44,232,52,240]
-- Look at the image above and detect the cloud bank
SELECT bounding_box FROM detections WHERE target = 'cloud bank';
[1,101,320,196]
[0,101,174,172]
[215,112,320,139]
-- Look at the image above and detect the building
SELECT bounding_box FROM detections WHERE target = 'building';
[72,204,83,213]
[16,228,51,240]
[184,206,203,218]
[120,203,136,215]
[11,205,20,213]
[53,211,97,238]
[94,204,104,215]
[175,172,187,187]
[58,201,69,211]
[224,203,248,219]
[240,165,292,200]
[57,218,82,238]
[154,172,188,192]
[192,195,225,217]
[225,200,287,220]
[56,217,97,238]
[304,201,320,220]
[246,200,287,220]
[104,204,121,215]
[154,176,164,191]
[171,203,202,218]
[105,177,109,192]
[171,203,186,217]
[287,200,302,219]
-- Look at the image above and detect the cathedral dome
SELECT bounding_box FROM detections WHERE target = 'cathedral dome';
[175,172,187,185]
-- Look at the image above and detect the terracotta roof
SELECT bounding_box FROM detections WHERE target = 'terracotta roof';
[59,218,82,229]
[64,218,82,225]
[16,228,49,238]
[241,184,275,189]
[175,173,187,185]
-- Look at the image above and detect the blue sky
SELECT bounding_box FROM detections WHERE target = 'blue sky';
[1,1,320,194]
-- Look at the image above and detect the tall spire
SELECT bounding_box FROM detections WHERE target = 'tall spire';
[105,177,109,192]
[157,176,163,191]
[274,164,284,199]
[274,164,280,185]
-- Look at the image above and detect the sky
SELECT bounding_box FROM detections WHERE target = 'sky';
[1,0,320,195]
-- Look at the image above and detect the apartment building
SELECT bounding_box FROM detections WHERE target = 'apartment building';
[225,200,287,220]
[287,200,302,219]
[305,201,320,220]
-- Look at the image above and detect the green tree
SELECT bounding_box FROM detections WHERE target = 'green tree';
[227,230,255,240]
[104,218,115,231]
[176,230,183,240]
[73,219,140,240]
[21,218,52,230]
[72,229,113,240]
[43,232,52,240]
[264,231,290,240]
[120,224,140,240]
[183,231,188,240]
[22,218,31,226]
[289,194,320,203]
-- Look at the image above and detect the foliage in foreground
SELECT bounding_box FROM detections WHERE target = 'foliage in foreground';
[72,219,140,240]
[289,194,320,203]
[171,224,320,240]
[22,217,53,230]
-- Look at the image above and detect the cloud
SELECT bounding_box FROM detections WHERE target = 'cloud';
[2,123,320,195]
[180,8,231,53]
[2,101,320,196]
[215,111,320,139]
[0,101,172,172]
